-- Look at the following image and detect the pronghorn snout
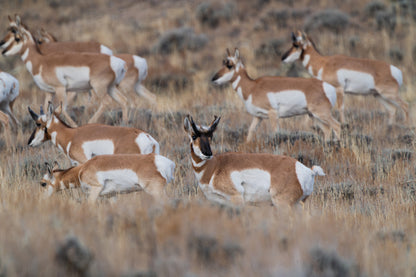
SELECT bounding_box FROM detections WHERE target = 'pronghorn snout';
[200,136,212,157]
[211,73,220,82]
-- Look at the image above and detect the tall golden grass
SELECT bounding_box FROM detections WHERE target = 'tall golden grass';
[0,0,415,276]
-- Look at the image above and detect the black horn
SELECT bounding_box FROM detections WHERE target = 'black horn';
[291,32,297,42]
[28,106,39,121]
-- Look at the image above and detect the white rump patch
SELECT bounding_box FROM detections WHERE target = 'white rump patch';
[135,133,160,154]
[230,169,271,203]
[337,69,375,94]
[213,70,234,85]
[100,45,113,55]
[322,82,337,107]
[133,55,148,82]
[154,155,175,183]
[267,90,307,118]
[55,66,91,91]
[82,140,115,160]
[390,65,403,87]
[295,161,315,199]
[282,50,301,63]
[96,169,139,194]
[110,56,126,85]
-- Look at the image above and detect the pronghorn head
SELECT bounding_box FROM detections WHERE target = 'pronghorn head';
[36,28,57,44]
[211,48,244,85]
[40,162,60,197]
[2,15,33,56]
[281,30,311,63]
[27,102,62,146]
[184,115,221,160]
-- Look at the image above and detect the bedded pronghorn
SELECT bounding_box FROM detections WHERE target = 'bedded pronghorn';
[28,103,159,165]
[35,27,156,104]
[184,115,325,207]
[212,48,340,142]
[0,70,19,129]
[0,16,129,127]
[282,31,408,124]
[40,154,175,202]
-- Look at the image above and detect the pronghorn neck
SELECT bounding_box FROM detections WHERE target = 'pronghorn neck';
[47,115,75,155]
[231,68,255,100]
[301,45,326,79]
[52,166,81,191]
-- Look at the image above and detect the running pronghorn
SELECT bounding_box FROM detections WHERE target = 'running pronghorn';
[212,48,340,142]
[40,154,175,202]
[0,70,19,129]
[35,27,156,104]
[184,115,325,207]
[0,15,129,127]
[28,103,160,165]
[282,31,408,125]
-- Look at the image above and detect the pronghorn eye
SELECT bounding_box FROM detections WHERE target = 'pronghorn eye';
[192,135,197,140]
[41,182,47,187]
[293,44,299,49]
[36,123,41,127]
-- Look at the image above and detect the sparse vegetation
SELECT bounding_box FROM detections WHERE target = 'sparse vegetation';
[0,0,416,276]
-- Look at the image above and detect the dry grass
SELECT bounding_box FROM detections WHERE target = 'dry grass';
[0,0,416,276]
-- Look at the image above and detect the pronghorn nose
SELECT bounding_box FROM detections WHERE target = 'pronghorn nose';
[211,73,219,82]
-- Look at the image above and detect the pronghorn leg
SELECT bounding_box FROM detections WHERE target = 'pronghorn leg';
[135,83,157,105]
[108,86,129,123]
[230,194,244,206]
[376,95,398,125]
[143,180,168,203]
[0,111,11,147]
[268,109,279,133]
[55,87,78,127]
[88,93,113,123]
[8,99,19,130]
[88,186,102,203]
[246,117,262,142]
[336,87,345,124]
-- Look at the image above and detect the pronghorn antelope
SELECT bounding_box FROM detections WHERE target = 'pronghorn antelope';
[184,115,325,207]
[0,16,129,127]
[28,103,160,166]
[282,31,408,125]
[40,154,175,202]
[212,48,340,142]
[0,70,19,129]
[35,27,156,104]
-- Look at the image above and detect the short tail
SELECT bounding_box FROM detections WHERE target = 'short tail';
[311,165,325,176]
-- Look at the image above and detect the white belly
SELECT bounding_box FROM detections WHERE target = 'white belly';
[82,140,115,160]
[337,69,375,94]
[55,66,91,91]
[96,169,140,195]
[231,169,271,203]
[267,90,308,117]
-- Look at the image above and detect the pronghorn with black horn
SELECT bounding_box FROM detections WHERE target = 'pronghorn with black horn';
[0,70,19,129]
[40,154,175,202]
[28,102,160,165]
[184,115,325,207]
[282,31,408,125]
[0,15,129,127]
[212,48,340,143]
[35,27,156,105]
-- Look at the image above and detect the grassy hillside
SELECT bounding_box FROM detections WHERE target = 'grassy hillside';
[0,0,415,276]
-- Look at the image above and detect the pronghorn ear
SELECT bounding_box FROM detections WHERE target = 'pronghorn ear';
[52,161,59,171]
[183,115,192,133]
[15,15,21,26]
[291,32,297,42]
[28,106,39,121]
[226,48,231,57]
[47,101,54,116]
[234,48,240,59]
[209,116,221,133]
[55,102,62,115]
